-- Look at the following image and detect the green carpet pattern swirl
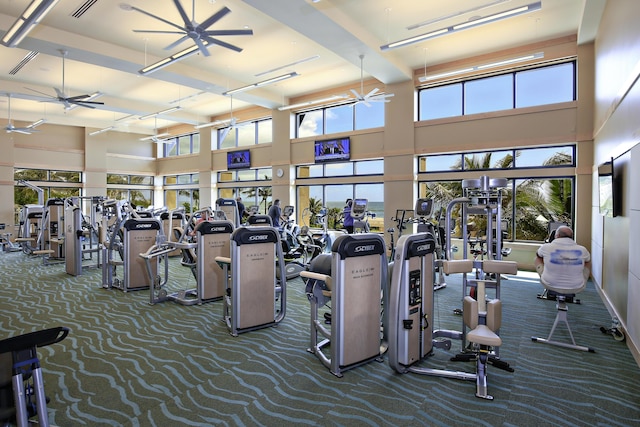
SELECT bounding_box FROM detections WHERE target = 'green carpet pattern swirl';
[1,251,639,426]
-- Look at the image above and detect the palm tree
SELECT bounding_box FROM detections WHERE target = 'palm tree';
[306,197,323,227]
[258,187,272,214]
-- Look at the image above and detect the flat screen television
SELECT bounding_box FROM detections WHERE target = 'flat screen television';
[314,137,350,163]
[598,157,621,217]
[227,149,251,170]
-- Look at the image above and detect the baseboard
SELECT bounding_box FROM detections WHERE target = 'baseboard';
[594,282,640,367]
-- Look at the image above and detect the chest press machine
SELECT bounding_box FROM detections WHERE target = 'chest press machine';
[300,233,387,377]
[387,230,517,400]
[216,226,287,336]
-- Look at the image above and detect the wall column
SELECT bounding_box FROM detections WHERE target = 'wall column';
[84,130,107,200]
[384,80,417,250]
[271,108,293,208]
[198,128,213,208]
[0,134,16,231]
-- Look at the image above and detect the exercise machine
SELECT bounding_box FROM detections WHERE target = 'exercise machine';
[300,233,387,377]
[64,197,102,276]
[351,198,371,233]
[0,223,21,253]
[216,225,287,336]
[443,176,513,352]
[0,327,69,427]
[388,207,414,260]
[215,198,240,228]
[415,198,448,291]
[160,208,186,257]
[15,205,43,255]
[388,231,517,400]
[141,219,234,305]
[103,214,161,291]
[34,198,65,263]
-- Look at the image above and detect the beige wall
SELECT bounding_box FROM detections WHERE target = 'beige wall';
[592,0,640,364]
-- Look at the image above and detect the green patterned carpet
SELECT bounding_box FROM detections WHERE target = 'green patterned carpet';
[1,250,639,427]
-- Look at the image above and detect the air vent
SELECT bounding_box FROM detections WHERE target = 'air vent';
[9,51,39,75]
[71,0,98,18]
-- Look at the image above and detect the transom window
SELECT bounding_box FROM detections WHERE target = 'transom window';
[162,133,200,157]
[295,101,385,138]
[419,61,576,121]
[217,118,272,149]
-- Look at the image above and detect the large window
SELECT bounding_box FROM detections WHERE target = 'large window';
[164,173,200,213]
[419,61,576,121]
[14,168,82,206]
[162,133,200,157]
[296,159,383,178]
[217,167,272,214]
[107,173,154,207]
[218,187,272,215]
[15,168,81,183]
[217,118,272,149]
[296,101,385,138]
[296,159,384,231]
[418,145,574,173]
[418,145,575,242]
[297,183,384,232]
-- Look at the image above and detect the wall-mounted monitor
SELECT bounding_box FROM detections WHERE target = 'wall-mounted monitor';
[227,149,251,170]
[598,157,621,217]
[314,137,350,163]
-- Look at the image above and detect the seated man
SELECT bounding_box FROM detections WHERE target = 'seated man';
[535,225,591,292]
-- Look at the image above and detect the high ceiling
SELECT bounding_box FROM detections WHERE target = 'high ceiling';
[0,0,603,136]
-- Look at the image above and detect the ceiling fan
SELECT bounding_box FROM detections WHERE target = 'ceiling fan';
[350,55,394,107]
[127,1,253,57]
[218,94,243,142]
[4,94,44,135]
[140,117,171,143]
[25,50,105,110]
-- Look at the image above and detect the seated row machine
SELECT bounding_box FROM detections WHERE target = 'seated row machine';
[141,219,234,305]
[300,233,387,378]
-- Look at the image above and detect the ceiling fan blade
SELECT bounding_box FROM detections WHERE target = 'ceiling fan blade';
[172,0,191,28]
[199,6,231,30]
[54,87,66,98]
[364,87,380,98]
[202,36,242,53]
[24,87,54,98]
[194,38,210,57]
[205,29,254,37]
[219,127,231,142]
[370,93,395,101]
[130,5,187,33]
[68,101,98,109]
[73,100,104,105]
[133,29,185,35]
[65,94,95,101]
[164,35,190,51]
[349,89,361,99]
